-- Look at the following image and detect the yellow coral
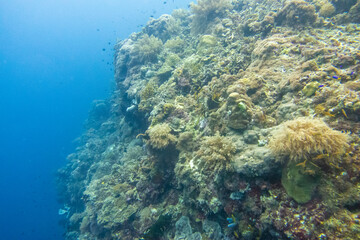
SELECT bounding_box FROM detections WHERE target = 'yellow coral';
[146,123,177,149]
[268,117,349,163]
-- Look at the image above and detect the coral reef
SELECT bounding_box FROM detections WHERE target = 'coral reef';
[58,0,360,239]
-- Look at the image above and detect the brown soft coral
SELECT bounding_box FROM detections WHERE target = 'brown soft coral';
[146,123,177,149]
[268,117,349,163]
[195,133,236,172]
[190,0,232,33]
[275,0,317,27]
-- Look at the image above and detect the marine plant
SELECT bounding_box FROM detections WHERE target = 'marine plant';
[268,117,349,164]
[145,123,177,149]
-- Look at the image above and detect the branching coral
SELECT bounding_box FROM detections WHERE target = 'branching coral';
[268,117,349,163]
[146,123,177,149]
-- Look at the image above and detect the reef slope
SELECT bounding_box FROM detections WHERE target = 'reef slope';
[58,0,360,239]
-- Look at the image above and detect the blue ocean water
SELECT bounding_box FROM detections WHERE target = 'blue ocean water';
[0,0,192,239]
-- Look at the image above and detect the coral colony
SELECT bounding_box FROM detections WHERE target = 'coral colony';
[57,0,360,239]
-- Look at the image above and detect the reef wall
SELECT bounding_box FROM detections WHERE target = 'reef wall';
[57,0,360,239]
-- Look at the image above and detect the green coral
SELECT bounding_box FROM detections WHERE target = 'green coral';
[281,160,320,203]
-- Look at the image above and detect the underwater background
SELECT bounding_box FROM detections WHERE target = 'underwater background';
[55,0,360,239]
[0,0,192,239]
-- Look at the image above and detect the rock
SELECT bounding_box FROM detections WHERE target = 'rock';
[232,146,280,177]
[202,220,222,240]
[243,130,259,144]
[175,216,202,240]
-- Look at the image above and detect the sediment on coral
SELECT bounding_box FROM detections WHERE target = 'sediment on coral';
[58,0,360,239]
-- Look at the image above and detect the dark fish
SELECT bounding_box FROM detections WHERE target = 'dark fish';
[102,48,106,51]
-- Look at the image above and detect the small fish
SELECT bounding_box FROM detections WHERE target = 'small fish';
[318,84,324,88]
[304,169,315,175]
[227,217,233,223]
[296,160,307,167]
[341,109,348,118]
[332,75,339,79]
[323,111,335,117]
[228,223,237,228]
[313,153,329,160]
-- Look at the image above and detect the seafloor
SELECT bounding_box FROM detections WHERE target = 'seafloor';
[57,0,360,239]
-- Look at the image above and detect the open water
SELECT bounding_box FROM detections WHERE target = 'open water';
[0,1,192,239]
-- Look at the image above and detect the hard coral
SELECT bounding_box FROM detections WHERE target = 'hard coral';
[146,123,177,149]
[269,117,349,163]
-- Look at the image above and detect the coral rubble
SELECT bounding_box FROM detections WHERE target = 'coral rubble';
[57,0,360,239]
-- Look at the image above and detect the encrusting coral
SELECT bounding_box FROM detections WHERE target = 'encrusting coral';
[268,117,349,163]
